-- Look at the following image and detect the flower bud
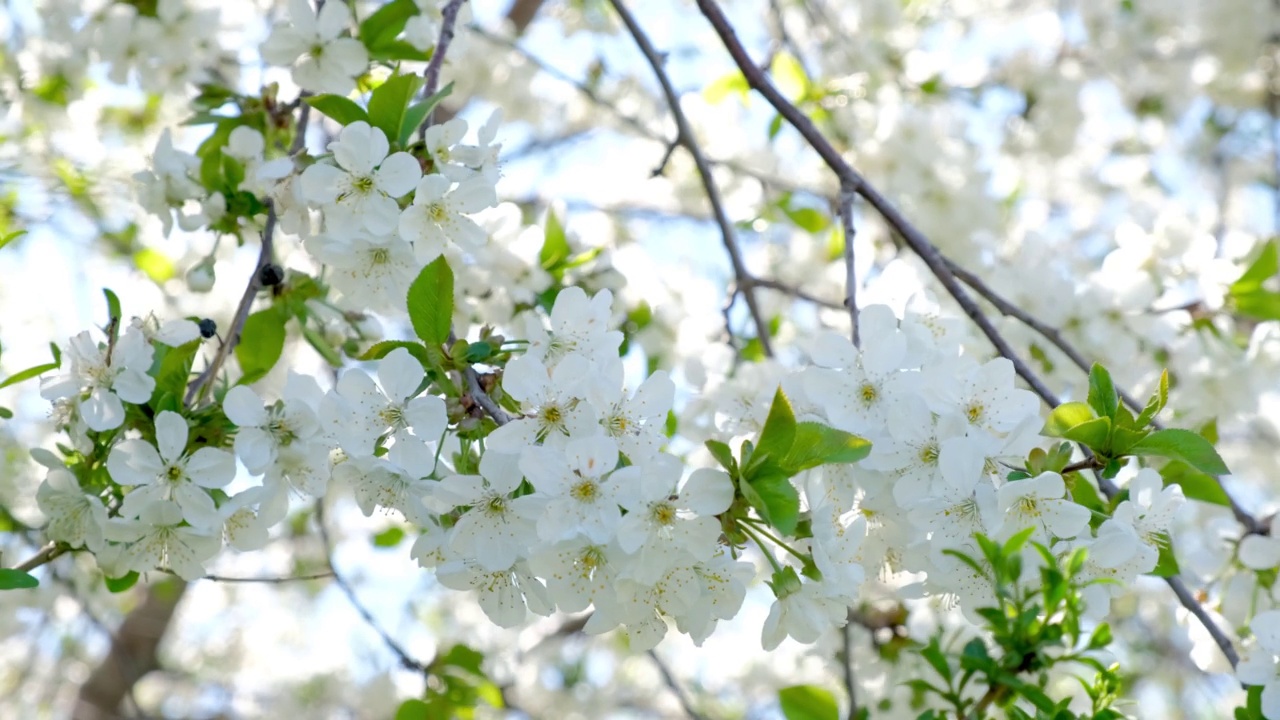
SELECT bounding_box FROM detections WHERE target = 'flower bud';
[186,258,216,293]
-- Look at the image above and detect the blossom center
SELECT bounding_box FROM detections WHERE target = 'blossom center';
[570,478,599,503]
[650,501,676,526]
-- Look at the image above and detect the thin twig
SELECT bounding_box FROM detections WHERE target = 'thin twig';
[10,542,65,572]
[199,570,334,583]
[417,0,470,139]
[646,649,708,720]
[609,0,774,357]
[840,623,858,720]
[838,187,859,347]
[946,258,1263,535]
[747,276,844,309]
[185,202,277,406]
[692,0,1245,669]
[316,499,431,676]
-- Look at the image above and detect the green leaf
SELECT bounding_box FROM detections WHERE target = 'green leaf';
[235,309,287,385]
[359,340,433,369]
[105,571,139,593]
[778,685,838,720]
[406,256,454,351]
[0,361,59,390]
[742,470,800,535]
[0,407,12,420]
[1042,402,1096,438]
[754,387,798,466]
[770,51,809,103]
[780,422,872,472]
[367,72,423,146]
[1158,460,1231,507]
[784,207,829,233]
[1231,241,1278,294]
[539,210,572,275]
[0,568,39,590]
[1109,425,1148,456]
[1087,363,1119,419]
[359,0,419,49]
[1150,534,1180,577]
[464,340,493,364]
[304,94,369,126]
[1087,622,1113,649]
[103,287,122,322]
[0,229,27,252]
[151,339,202,399]
[373,527,405,547]
[1060,416,1111,451]
[705,440,737,475]
[367,40,433,63]
[1130,428,1229,475]
[1135,369,1169,427]
[393,699,430,720]
[399,82,453,147]
[704,70,749,105]
[302,326,343,367]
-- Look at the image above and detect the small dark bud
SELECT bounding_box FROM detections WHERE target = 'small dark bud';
[259,263,285,287]
[198,318,217,338]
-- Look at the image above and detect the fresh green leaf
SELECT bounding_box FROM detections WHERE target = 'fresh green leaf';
[1042,402,1095,438]
[1135,369,1169,427]
[1087,622,1113,649]
[754,387,798,466]
[1130,428,1229,475]
[778,684,839,720]
[368,40,433,63]
[406,257,454,351]
[539,210,571,275]
[304,94,369,126]
[105,571,140,593]
[770,51,809,102]
[0,407,12,420]
[1231,241,1278,294]
[779,422,872,472]
[704,70,749,105]
[393,699,430,720]
[705,440,737,475]
[784,207,830,233]
[373,527,405,547]
[1158,460,1231,507]
[151,339,202,399]
[0,568,38,590]
[399,83,453,147]
[103,287,122,322]
[302,326,343,367]
[1150,534,1180,577]
[367,72,423,146]
[359,0,419,49]
[1061,416,1111,451]
[359,340,433,369]
[0,229,27,252]
[0,361,59,390]
[234,309,287,385]
[1087,363,1119,419]
[742,469,800,535]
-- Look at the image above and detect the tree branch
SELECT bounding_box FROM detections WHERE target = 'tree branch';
[693,0,1245,669]
[646,649,708,720]
[417,0,470,139]
[838,187,859,347]
[840,623,859,720]
[316,499,432,676]
[185,201,277,407]
[609,0,774,357]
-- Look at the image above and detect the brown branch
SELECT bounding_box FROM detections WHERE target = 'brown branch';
[692,0,1245,669]
[417,0,470,140]
[199,570,334,583]
[72,580,188,720]
[609,0,774,357]
[839,623,859,720]
[646,649,708,720]
[747,276,844,309]
[11,541,66,572]
[838,188,859,347]
[316,499,431,676]
[504,0,545,34]
[945,258,1263,535]
[185,201,277,406]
